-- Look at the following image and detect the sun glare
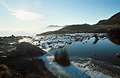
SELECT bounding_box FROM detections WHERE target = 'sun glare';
[11,10,42,20]
[16,11,28,19]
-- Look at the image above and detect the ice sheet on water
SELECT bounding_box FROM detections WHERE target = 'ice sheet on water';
[41,53,113,78]
[71,61,114,78]
[41,54,88,78]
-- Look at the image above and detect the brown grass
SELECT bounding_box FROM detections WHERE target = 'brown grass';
[0,64,11,78]
[54,49,70,66]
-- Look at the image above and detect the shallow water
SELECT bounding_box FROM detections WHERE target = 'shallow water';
[19,33,120,77]
[50,37,120,77]
[67,38,120,65]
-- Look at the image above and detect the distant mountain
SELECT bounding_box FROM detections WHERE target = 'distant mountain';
[47,25,62,27]
[81,23,91,26]
[97,12,120,25]
[37,12,120,35]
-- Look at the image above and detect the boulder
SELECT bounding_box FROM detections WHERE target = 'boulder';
[116,53,120,58]
[9,42,45,58]
[65,41,72,45]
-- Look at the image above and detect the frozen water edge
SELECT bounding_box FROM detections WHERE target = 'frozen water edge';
[71,61,115,78]
[39,53,114,78]
[18,34,115,78]
[41,54,88,78]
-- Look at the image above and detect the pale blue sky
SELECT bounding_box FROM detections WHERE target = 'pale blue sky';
[0,0,120,36]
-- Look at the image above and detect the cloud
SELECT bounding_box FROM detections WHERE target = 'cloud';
[0,27,39,36]
[9,10,43,20]
[0,27,38,32]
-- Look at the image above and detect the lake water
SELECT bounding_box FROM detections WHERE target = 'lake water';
[50,36,120,77]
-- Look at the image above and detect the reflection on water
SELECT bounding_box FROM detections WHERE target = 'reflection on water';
[108,33,120,45]
[51,34,120,66]
[93,34,99,44]
[66,37,120,66]
[51,34,120,77]
[93,37,99,44]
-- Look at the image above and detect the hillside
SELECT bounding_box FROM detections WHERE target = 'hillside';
[37,12,120,35]
[97,12,120,25]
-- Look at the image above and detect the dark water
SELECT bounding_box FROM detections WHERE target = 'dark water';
[50,36,120,76]
[51,37,120,66]
[66,37,120,66]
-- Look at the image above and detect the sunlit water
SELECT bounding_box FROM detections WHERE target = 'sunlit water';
[18,34,120,77]
[50,37,120,77]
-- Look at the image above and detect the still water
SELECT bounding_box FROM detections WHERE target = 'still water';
[51,36,120,77]
[66,37,120,66]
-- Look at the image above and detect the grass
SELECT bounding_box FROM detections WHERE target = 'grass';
[38,24,120,35]
[0,64,11,78]
[54,49,70,66]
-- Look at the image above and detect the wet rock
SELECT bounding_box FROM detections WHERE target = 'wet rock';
[116,53,120,58]
[55,44,64,49]
[94,53,96,55]
[86,37,90,40]
[80,38,83,42]
[65,41,72,45]
[85,41,87,43]
[75,38,80,41]
[47,41,52,45]
[94,34,99,40]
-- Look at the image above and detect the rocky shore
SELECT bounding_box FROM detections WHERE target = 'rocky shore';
[0,36,57,78]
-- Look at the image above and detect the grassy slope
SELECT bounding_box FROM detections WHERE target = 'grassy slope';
[37,12,120,35]
[38,24,120,35]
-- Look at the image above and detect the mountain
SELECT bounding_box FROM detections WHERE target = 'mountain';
[37,12,120,35]
[47,25,62,27]
[97,12,120,25]
[81,23,91,26]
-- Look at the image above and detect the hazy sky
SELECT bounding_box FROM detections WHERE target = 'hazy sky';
[0,0,120,36]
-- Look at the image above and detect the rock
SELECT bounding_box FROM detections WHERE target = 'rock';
[80,38,83,42]
[9,42,45,58]
[86,37,90,40]
[116,53,120,58]
[75,38,80,41]
[47,41,52,45]
[65,41,72,45]
[55,44,64,49]
[94,53,96,55]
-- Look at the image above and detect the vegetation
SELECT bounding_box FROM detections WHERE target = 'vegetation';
[54,49,70,66]
[38,24,120,35]
[0,41,5,50]
[37,12,120,35]
[0,64,11,78]
[0,36,23,52]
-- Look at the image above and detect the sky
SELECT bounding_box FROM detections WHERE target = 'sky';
[0,0,120,36]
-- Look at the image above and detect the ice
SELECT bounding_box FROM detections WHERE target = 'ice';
[40,53,113,78]
[41,54,88,78]
[71,61,115,78]
[18,33,114,78]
